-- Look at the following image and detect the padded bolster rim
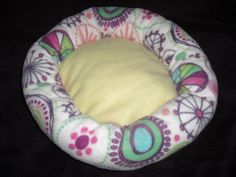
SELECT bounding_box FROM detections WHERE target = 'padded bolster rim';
[23,7,218,170]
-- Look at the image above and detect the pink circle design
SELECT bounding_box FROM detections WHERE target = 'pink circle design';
[174,135,180,142]
[81,127,88,133]
[91,136,97,144]
[75,135,89,150]
[162,108,170,116]
[86,13,92,19]
[85,148,92,155]
[70,132,77,139]
[68,126,97,157]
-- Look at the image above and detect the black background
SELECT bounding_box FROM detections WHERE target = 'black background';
[2,0,236,176]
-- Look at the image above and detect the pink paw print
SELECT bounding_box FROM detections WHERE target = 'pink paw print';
[86,12,92,19]
[142,10,155,20]
[68,127,97,157]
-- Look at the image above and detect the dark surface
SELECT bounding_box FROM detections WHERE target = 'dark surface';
[2,0,236,176]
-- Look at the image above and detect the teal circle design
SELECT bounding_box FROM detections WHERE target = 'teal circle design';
[133,127,152,153]
[109,117,171,168]
[92,7,132,28]
[98,7,127,20]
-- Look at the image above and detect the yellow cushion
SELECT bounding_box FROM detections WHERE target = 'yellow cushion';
[58,38,177,125]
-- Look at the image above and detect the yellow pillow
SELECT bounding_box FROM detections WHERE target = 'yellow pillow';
[58,38,177,125]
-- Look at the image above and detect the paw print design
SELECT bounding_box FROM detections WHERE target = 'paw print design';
[68,127,97,157]
[141,10,157,20]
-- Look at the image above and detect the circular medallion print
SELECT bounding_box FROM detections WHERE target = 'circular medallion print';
[109,117,171,168]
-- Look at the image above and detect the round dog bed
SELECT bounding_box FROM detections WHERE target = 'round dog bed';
[22,7,218,170]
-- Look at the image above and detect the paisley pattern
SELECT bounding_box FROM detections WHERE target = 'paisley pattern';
[170,23,200,49]
[39,29,74,62]
[109,117,171,168]
[23,7,218,170]
[172,63,209,94]
[92,7,132,28]
[25,94,54,138]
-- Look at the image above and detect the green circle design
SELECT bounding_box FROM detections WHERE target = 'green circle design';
[121,119,162,162]
[98,7,127,20]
